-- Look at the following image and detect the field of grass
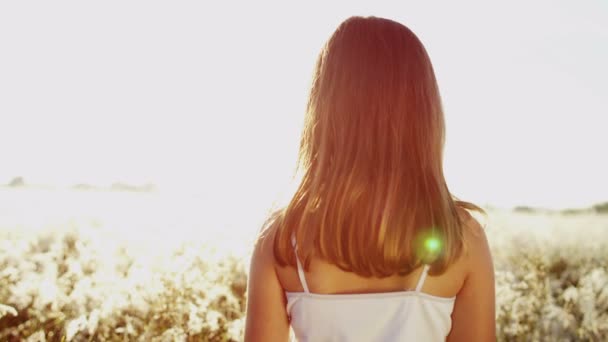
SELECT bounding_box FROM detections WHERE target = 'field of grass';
[0,190,607,341]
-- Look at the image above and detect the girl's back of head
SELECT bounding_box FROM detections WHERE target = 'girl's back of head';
[262,15,484,277]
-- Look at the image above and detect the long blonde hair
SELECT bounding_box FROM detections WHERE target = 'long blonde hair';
[262,16,484,277]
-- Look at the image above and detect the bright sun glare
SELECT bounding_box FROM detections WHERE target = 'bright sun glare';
[0,1,606,214]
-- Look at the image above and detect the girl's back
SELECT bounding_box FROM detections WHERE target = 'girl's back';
[275,228,467,298]
[271,208,492,341]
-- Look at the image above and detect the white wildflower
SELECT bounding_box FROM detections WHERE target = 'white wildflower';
[205,310,222,332]
[1,266,19,282]
[158,327,187,342]
[187,303,204,334]
[587,268,607,292]
[228,317,245,341]
[562,286,578,302]
[0,303,18,319]
[37,278,59,309]
[66,314,87,341]
[25,330,46,342]
[87,309,100,335]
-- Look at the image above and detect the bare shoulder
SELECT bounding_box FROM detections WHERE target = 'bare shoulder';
[456,207,490,262]
[252,211,282,265]
[447,207,496,341]
[244,210,290,341]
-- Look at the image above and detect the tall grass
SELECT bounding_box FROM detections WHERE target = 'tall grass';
[1,207,607,341]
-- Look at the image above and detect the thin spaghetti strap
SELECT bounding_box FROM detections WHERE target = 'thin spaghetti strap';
[415,264,430,292]
[290,234,310,293]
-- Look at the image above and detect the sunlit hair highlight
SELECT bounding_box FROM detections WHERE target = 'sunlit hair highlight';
[261,16,485,277]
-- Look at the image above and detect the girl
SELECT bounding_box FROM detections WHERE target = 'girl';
[245,16,496,342]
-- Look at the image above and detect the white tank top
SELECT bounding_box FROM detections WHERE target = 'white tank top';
[285,235,456,341]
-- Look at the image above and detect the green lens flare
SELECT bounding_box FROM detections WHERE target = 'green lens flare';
[425,237,441,253]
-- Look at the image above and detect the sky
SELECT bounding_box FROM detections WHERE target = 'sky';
[0,0,606,210]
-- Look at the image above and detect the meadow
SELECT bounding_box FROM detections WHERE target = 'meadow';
[0,189,607,341]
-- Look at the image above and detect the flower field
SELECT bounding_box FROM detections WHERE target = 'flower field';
[0,189,607,341]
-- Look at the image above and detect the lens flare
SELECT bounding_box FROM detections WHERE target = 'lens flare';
[425,237,441,253]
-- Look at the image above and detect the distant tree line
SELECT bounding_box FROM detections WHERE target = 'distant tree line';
[7,177,25,187]
[593,202,608,214]
[4,177,156,192]
[513,202,608,215]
